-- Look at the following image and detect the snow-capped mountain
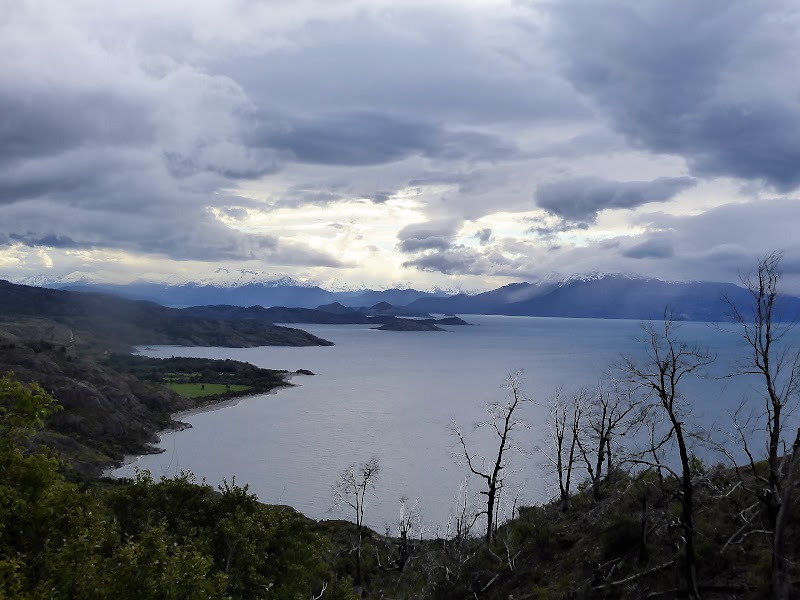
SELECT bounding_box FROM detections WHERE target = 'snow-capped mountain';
[9,270,800,321]
[408,272,800,322]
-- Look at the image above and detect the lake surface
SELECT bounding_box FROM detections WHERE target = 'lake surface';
[111,315,786,534]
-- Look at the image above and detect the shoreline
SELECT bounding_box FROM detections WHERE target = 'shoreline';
[100,370,311,478]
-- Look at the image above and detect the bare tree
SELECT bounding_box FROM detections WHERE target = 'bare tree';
[436,479,479,585]
[577,384,644,500]
[545,386,586,511]
[723,252,800,599]
[378,496,422,574]
[452,372,530,546]
[332,456,380,586]
[619,318,713,599]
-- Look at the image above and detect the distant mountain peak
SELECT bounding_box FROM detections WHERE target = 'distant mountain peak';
[559,271,652,286]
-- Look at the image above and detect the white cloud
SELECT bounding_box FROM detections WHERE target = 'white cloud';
[1,0,799,290]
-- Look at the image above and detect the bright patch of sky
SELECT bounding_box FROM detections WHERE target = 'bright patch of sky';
[2,0,800,290]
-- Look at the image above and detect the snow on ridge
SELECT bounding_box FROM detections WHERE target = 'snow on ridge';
[13,275,61,287]
[558,271,653,286]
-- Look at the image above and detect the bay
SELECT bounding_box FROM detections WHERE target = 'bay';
[111,315,776,534]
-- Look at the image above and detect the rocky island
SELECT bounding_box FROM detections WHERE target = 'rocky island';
[373,318,445,331]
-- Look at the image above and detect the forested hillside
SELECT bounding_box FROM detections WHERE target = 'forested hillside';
[2,258,800,598]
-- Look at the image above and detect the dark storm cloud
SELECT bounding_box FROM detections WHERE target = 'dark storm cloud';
[549,1,800,190]
[248,111,519,167]
[9,233,82,249]
[219,8,590,128]
[535,177,695,223]
[402,247,485,276]
[526,219,590,238]
[250,113,433,166]
[622,236,674,259]
[163,149,278,180]
[0,148,169,208]
[475,228,492,245]
[399,237,453,253]
[396,220,462,254]
[6,1,799,286]
[636,199,800,262]
[371,191,392,204]
[402,240,555,279]
[269,180,395,210]
[0,90,155,162]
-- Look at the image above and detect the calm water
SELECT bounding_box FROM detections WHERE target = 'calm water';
[112,316,783,533]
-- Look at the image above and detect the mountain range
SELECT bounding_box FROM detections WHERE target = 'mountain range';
[54,280,449,309]
[37,272,800,322]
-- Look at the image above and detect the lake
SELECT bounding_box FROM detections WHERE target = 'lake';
[111,315,785,534]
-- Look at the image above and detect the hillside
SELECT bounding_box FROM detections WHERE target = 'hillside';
[0,280,333,349]
[0,319,297,476]
[0,280,334,476]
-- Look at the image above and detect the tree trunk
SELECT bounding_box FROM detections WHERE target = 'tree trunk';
[356,526,363,586]
[485,485,496,545]
[771,429,800,600]
[675,427,700,598]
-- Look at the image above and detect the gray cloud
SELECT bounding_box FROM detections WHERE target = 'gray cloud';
[475,228,492,245]
[248,111,519,167]
[535,176,695,225]
[396,220,462,254]
[0,196,346,267]
[622,236,674,259]
[220,6,590,127]
[549,1,800,191]
[9,233,82,250]
[250,112,433,167]
[219,207,249,221]
[0,90,155,162]
[402,246,489,276]
[2,1,799,288]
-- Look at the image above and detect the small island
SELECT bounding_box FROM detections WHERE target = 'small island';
[373,318,445,331]
[422,316,471,326]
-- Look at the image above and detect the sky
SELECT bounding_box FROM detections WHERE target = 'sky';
[2,0,800,291]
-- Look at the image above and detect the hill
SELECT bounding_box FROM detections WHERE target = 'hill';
[0,280,333,349]
[0,318,300,476]
[409,274,800,321]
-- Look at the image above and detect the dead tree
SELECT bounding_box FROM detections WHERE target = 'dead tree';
[452,372,530,546]
[577,384,644,500]
[723,252,800,599]
[620,318,713,599]
[545,387,586,511]
[332,456,380,586]
[378,496,422,574]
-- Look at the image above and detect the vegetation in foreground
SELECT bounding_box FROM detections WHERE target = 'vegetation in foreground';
[2,254,800,598]
[1,369,797,599]
[0,373,355,599]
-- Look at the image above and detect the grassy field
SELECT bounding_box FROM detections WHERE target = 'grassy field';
[166,382,251,399]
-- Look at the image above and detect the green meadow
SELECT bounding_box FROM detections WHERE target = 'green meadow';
[165,382,251,398]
